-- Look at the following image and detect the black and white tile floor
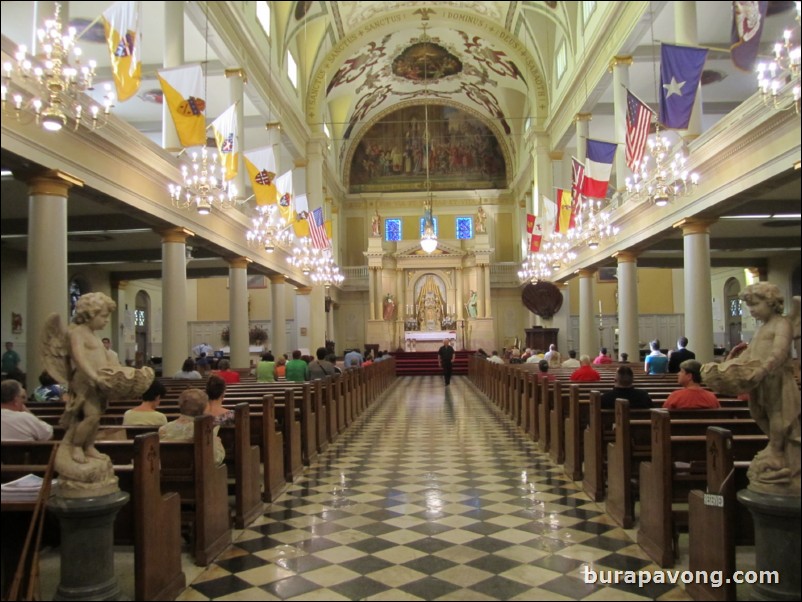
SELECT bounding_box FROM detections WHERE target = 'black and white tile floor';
[178,376,692,601]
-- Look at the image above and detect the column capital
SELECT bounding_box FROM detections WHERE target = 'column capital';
[673,217,718,235]
[224,67,247,82]
[227,256,250,269]
[295,286,313,295]
[614,250,639,263]
[23,169,84,197]
[159,227,194,243]
[575,112,593,122]
[548,150,564,161]
[293,158,308,168]
[577,268,597,278]
[609,55,634,70]
[269,274,286,285]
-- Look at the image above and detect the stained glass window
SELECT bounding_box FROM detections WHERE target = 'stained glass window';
[419,216,438,236]
[385,218,401,241]
[729,299,742,317]
[456,217,473,239]
[135,309,146,327]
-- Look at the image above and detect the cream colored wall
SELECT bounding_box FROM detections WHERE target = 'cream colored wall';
[568,268,678,315]
[194,276,295,322]
[492,288,527,351]
[495,213,514,261]
[0,251,28,370]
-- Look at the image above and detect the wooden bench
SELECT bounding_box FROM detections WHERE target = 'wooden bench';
[1,434,186,600]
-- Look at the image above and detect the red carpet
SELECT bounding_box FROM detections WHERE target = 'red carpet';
[391,350,473,376]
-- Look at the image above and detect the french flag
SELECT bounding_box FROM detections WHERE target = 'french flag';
[582,139,617,199]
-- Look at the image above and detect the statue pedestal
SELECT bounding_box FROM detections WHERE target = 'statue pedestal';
[47,491,129,601]
[737,489,801,601]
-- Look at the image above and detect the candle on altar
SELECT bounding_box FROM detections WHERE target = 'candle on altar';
[599,300,603,315]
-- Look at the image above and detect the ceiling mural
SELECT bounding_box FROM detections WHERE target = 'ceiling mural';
[347,104,507,194]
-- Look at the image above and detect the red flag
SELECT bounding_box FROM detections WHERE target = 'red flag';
[529,217,543,253]
[526,213,535,234]
[625,89,654,171]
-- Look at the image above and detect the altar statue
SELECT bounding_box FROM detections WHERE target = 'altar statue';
[416,275,445,331]
[476,206,487,234]
[701,284,800,495]
[467,290,478,318]
[383,293,396,320]
[371,209,381,237]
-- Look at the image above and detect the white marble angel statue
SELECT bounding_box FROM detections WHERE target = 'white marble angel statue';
[42,292,153,490]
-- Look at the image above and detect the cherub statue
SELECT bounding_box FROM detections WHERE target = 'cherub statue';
[702,284,801,495]
[42,292,154,492]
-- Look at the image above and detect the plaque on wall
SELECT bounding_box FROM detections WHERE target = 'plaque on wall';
[522,282,563,319]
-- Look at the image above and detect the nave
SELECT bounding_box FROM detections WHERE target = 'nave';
[176,376,697,601]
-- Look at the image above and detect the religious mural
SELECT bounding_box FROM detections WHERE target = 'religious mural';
[392,41,463,81]
[348,104,507,193]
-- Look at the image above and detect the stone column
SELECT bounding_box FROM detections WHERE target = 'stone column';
[225,68,247,199]
[375,267,384,321]
[162,1,184,151]
[578,268,598,357]
[227,257,250,370]
[306,137,325,212]
[611,55,633,189]
[676,218,716,363]
[325,293,335,343]
[675,1,702,140]
[269,275,287,356]
[25,171,79,381]
[368,268,376,320]
[616,251,640,361]
[455,268,464,320]
[483,264,492,318]
[295,286,312,352]
[309,286,327,351]
[161,228,192,376]
[576,113,592,162]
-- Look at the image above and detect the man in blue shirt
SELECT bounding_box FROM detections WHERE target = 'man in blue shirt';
[344,348,363,368]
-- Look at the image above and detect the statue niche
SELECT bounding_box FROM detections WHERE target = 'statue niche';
[415,275,446,331]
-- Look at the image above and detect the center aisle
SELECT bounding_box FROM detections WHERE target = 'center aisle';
[179,375,687,601]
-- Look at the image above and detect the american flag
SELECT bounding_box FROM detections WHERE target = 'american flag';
[625,89,654,171]
[309,207,330,250]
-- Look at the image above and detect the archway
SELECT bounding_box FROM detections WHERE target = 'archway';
[724,277,742,351]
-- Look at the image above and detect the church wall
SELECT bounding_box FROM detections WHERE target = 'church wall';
[491,288,528,351]
[339,294,369,352]
[346,216,366,265]
[117,278,165,363]
[568,267,677,315]
[1,250,28,371]
[494,213,514,262]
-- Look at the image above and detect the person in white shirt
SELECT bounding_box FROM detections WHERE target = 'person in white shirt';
[561,350,581,369]
[1,379,54,441]
[102,337,120,364]
[544,344,562,367]
[487,351,504,364]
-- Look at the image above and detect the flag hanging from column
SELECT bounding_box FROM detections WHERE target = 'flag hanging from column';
[275,170,294,224]
[158,64,206,147]
[625,89,654,171]
[570,156,585,227]
[731,1,768,71]
[529,216,543,253]
[309,207,331,249]
[555,188,573,233]
[103,1,141,102]
[243,147,278,206]
[659,43,708,129]
[582,139,617,198]
[211,103,238,180]
[292,193,311,237]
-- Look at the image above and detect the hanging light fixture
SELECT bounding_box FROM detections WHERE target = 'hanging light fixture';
[756,2,801,115]
[246,203,293,253]
[1,2,114,132]
[287,237,326,275]
[573,197,620,249]
[167,5,241,214]
[310,249,345,289]
[418,22,438,254]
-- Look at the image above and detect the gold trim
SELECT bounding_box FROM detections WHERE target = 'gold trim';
[609,55,634,70]
[224,68,248,83]
[269,274,286,284]
[295,286,313,295]
[227,257,251,269]
[575,113,593,122]
[26,169,84,197]
[614,250,638,263]
[673,217,717,235]
[548,151,564,161]
[578,268,597,278]
[159,227,194,244]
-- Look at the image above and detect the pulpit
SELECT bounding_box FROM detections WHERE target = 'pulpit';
[525,327,558,352]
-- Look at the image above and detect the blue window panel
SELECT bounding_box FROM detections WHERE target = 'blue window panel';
[419,216,438,236]
[456,217,473,239]
[385,218,401,241]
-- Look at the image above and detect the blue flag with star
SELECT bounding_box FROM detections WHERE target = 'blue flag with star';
[659,43,708,129]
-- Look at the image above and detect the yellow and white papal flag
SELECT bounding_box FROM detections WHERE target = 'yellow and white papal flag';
[157,64,206,148]
[103,1,142,102]
[243,147,278,206]
[211,103,238,180]
[275,170,294,224]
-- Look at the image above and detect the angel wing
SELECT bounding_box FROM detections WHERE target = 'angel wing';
[791,296,801,360]
[40,313,72,384]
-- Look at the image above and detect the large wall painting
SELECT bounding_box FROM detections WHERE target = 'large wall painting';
[348,104,507,193]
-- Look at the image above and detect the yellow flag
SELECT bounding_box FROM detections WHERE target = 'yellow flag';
[275,170,294,224]
[103,1,141,102]
[243,147,278,206]
[211,103,238,180]
[292,193,311,237]
[556,188,573,233]
[157,64,206,148]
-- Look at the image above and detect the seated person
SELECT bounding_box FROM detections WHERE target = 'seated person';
[570,355,601,382]
[285,350,310,382]
[123,380,168,426]
[487,350,505,364]
[33,370,65,402]
[538,360,556,381]
[309,347,338,380]
[159,388,225,465]
[195,352,210,375]
[593,347,613,365]
[619,352,630,364]
[205,375,234,426]
[544,344,562,367]
[1,379,53,441]
[644,340,668,374]
[561,350,581,368]
[275,356,287,379]
[601,366,653,410]
[174,357,202,379]
[256,352,276,383]
[213,359,240,384]
[662,360,720,410]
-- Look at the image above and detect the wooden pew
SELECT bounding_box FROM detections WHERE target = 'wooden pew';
[218,403,263,529]
[686,428,753,601]
[637,411,764,567]
[1,434,186,600]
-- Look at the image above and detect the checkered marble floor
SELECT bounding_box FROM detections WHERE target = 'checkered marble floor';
[178,376,691,601]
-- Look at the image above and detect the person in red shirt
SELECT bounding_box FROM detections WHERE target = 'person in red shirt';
[662,360,719,409]
[213,359,241,384]
[570,355,601,382]
[593,347,613,365]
